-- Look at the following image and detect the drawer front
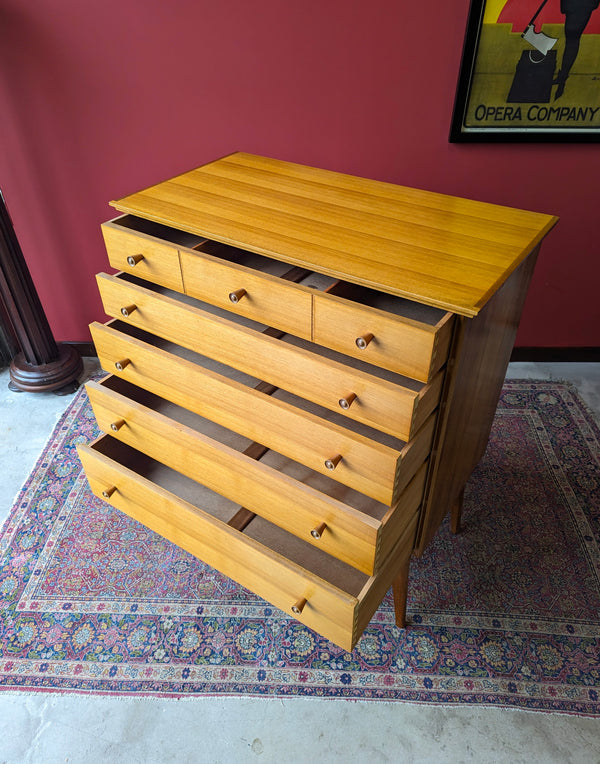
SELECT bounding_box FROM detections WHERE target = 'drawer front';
[102,222,184,291]
[180,250,312,338]
[95,275,441,441]
[89,327,415,505]
[78,437,365,651]
[86,379,384,575]
[313,292,454,383]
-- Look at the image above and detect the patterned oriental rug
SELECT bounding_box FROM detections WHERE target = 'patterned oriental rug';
[1,379,599,714]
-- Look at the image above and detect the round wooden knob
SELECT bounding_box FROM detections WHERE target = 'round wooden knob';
[291,597,307,615]
[338,392,357,410]
[120,304,137,317]
[102,486,116,499]
[310,522,328,540]
[229,288,247,304]
[324,454,342,471]
[115,359,130,371]
[110,419,125,432]
[126,254,144,267]
[355,333,374,349]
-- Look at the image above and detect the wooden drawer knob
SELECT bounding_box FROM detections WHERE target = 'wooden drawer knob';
[110,419,125,432]
[229,288,247,304]
[310,522,328,540]
[120,304,137,317]
[102,486,116,499]
[324,454,342,471]
[291,597,307,615]
[355,333,374,349]
[126,254,144,267]
[115,359,130,371]
[338,392,357,410]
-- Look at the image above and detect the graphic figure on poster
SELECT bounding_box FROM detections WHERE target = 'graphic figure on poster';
[555,0,600,97]
[508,0,559,102]
[504,0,600,101]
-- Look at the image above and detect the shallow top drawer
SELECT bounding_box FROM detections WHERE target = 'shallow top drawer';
[101,216,204,292]
[314,282,455,383]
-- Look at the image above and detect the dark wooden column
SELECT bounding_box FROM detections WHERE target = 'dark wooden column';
[0,190,82,394]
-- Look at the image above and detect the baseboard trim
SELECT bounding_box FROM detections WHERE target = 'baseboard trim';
[66,343,599,363]
[65,342,97,358]
[510,347,600,363]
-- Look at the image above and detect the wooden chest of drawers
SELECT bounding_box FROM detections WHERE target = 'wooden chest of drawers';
[77,152,558,651]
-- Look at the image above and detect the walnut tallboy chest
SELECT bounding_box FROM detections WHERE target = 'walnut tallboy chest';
[77,153,558,651]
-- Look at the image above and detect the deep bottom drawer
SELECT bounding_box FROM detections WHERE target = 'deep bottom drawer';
[77,435,418,652]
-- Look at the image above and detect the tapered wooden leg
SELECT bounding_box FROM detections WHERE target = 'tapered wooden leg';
[392,558,410,629]
[451,488,465,535]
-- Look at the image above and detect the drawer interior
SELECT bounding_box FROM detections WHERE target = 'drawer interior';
[99,375,254,452]
[93,435,238,524]
[244,516,368,596]
[90,435,369,597]
[193,240,323,284]
[96,376,392,523]
[326,280,449,326]
[114,215,206,250]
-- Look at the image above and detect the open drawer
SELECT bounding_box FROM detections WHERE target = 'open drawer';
[94,273,444,441]
[78,435,419,652]
[85,375,427,575]
[313,282,455,383]
[102,216,455,384]
[89,323,436,505]
[180,239,320,339]
[103,215,320,340]
[183,240,455,383]
[101,216,202,292]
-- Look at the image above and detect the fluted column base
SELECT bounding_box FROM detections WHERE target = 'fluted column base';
[9,343,82,395]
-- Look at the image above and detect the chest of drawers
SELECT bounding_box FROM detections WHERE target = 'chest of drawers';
[77,152,557,651]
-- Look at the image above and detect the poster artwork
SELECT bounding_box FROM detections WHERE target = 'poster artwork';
[456,0,600,137]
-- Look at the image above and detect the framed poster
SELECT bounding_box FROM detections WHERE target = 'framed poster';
[450,0,600,141]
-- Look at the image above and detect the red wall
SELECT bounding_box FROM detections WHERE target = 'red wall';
[0,0,598,346]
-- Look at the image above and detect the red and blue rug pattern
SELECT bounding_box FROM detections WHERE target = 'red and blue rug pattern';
[1,380,599,713]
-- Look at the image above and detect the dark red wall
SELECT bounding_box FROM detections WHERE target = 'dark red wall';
[0,1,598,346]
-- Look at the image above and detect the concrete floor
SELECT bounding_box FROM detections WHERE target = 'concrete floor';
[1,359,599,763]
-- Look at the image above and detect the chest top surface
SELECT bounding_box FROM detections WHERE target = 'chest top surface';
[110,152,558,317]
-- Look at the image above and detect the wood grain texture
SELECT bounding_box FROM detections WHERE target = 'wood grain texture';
[95,275,434,440]
[78,438,363,651]
[414,248,541,555]
[180,248,313,338]
[111,152,558,317]
[81,155,559,647]
[312,291,454,383]
[85,381,382,575]
[90,327,410,504]
[354,513,419,638]
[101,222,184,292]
